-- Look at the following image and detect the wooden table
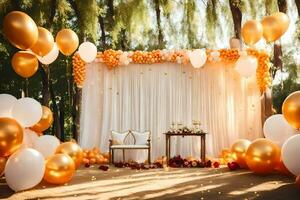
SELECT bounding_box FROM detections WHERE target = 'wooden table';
[164,131,207,163]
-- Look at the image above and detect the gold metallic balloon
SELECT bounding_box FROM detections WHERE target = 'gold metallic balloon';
[12,51,38,78]
[30,27,54,56]
[273,12,290,37]
[282,91,300,129]
[0,118,23,157]
[241,20,263,45]
[231,139,251,168]
[3,11,38,50]
[43,154,75,184]
[30,106,53,132]
[55,142,83,168]
[261,15,282,42]
[245,138,280,174]
[0,157,7,176]
[55,29,79,56]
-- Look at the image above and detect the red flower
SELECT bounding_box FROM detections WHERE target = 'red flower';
[213,162,220,168]
[227,162,240,170]
[99,165,109,171]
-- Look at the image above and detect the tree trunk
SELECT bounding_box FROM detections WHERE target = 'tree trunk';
[229,0,242,40]
[72,87,82,141]
[39,65,51,106]
[59,98,65,141]
[49,80,62,138]
[154,0,164,48]
[23,79,29,97]
[99,15,106,47]
[296,0,300,17]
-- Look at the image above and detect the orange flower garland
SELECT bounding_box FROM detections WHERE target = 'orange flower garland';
[72,48,271,92]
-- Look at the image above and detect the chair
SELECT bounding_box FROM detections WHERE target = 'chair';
[109,130,151,164]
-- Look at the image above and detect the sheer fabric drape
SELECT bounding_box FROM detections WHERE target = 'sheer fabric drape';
[80,62,263,161]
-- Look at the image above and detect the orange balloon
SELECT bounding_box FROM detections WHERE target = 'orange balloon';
[282,91,300,129]
[12,51,38,78]
[55,29,79,56]
[44,154,75,184]
[30,106,53,132]
[0,118,23,157]
[296,175,300,191]
[246,138,281,174]
[231,139,251,168]
[261,15,282,42]
[0,157,7,176]
[241,20,263,45]
[55,142,83,168]
[3,11,38,50]
[273,12,290,37]
[30,27,54,56]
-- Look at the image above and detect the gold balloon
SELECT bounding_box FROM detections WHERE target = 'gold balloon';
[261,15,282,42]
[0,118,23,157]
[231,139,251,168]
[12,51,38,78]
[0,157,7,176]
[282,91,300,129]
[241,20,263,45]
[44,154,75,184]
[55,29,79,56]
[30,106,53,132]
[3,11,38,50]
[273,12,290,37]
[55,142,83,168]
[30,27,54,56]
[245,138,280,174]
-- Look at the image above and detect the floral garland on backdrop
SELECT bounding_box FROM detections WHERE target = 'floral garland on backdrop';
[72,48,271,92]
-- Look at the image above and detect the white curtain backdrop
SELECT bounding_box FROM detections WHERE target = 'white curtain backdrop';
[80,62,263,161]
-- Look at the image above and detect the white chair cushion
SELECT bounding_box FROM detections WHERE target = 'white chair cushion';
[111,144,149,149]
[111,131,129,145]
[131,131,150,145]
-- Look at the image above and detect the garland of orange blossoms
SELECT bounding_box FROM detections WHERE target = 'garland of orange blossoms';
[72,49,271,92]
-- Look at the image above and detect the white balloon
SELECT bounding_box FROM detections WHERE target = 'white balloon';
[282,135,300,176]
[11,97,43,127]
[4,148,45,191]
[37,43,59,65]
[21,129,39,148]
[235,56,257,77]
[78,42,97,63]
[263,114,298,146]
[33,135,60,158]
[0,94,17,117]
[189,49,207,68]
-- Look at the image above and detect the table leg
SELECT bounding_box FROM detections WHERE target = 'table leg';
[168,135,171,161]
[201,135,206,163]
[165,135,168,161]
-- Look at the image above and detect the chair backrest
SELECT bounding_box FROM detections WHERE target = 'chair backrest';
[131,131,151,145]
[111,130,130,145]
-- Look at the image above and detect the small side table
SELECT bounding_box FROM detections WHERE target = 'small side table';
[164,131,207,163]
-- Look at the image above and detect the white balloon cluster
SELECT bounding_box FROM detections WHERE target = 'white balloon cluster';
[263,113,300,176]
[0,93,61,191]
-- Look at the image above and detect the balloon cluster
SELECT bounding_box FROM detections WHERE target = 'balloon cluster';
[82,147,109,166]
[3,11,79,78]
[223,91,300,189]
[242,12,289,45]
[0,93,87,191]
[72,53,86,88]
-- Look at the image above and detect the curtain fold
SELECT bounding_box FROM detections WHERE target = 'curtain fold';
[80,62,263,161]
